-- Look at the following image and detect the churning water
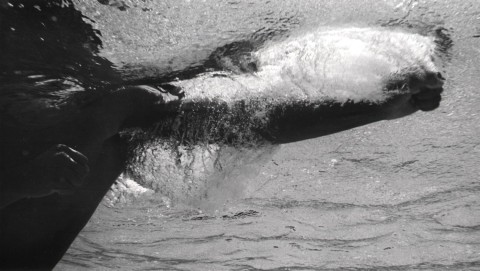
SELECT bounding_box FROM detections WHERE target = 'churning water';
[55,0,480,270]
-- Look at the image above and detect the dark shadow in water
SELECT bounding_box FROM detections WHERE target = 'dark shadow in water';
[0,0,120,89]
[0,0,124,168]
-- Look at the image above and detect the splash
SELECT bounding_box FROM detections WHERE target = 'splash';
[174,27,439,104]
[106,27,444,209]
[110,137,278,211]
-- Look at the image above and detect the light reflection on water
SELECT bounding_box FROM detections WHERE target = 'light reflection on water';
[58,0,480,270]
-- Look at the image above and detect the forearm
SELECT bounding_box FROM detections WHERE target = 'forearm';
[149,98,391,145]
[79,86,180,144]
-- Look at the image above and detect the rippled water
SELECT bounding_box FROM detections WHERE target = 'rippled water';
[57,0,480,270]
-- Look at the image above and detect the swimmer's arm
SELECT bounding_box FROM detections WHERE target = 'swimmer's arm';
[79,85,180,144]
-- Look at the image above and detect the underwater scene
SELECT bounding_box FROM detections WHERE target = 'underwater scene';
[3,0,478,270]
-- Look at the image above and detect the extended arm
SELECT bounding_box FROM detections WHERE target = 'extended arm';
[76,85,181,146]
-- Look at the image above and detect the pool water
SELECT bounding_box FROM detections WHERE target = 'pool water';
[49,0,480,270]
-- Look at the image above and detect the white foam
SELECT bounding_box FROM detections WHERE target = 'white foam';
[175,27,438,104]
[105,173,154,206]
[111,27,441,208]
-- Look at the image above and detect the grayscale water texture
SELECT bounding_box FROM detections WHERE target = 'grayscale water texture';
[57,0,480,270]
